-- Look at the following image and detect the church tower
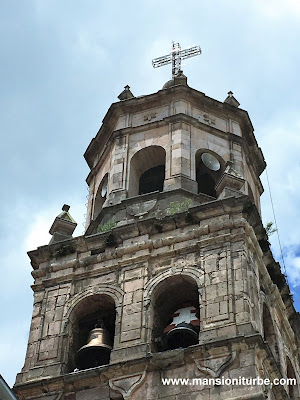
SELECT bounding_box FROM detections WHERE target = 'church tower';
[14,67,300,400]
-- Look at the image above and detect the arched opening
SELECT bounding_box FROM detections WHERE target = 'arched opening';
[93,174,108,219]
[286,357,299,399]
[151,275,200,352]
[129,146,166,197]
[139,165,165,195]
[67,294,116,372]
[195,150,223,198]
[262,304,279,363]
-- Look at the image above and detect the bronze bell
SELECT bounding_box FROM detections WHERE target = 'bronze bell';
[163,303,200,350]
[75,326,112,370]
[166,322,199,350]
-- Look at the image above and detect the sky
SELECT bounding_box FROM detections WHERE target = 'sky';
[1,0,300,388]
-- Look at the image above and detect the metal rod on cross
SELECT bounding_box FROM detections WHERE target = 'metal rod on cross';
[152,42,202,77]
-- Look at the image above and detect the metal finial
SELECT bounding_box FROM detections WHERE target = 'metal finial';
[152,42,202,78]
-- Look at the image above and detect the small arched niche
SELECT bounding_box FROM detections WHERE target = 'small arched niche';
[286,357,299,399]
[262,303,279,363]
[67,294,116,372]
[195,150,224,198]
[151,275,200,352]
[93,174,109,219]
[128,145,166,197]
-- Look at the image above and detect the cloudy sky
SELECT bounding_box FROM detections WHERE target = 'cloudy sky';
[1,0,300,387]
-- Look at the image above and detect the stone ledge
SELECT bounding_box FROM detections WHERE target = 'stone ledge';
[14,334,274,393]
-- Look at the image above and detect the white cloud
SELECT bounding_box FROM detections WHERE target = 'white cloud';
[25,213,52,250]
[0,200,86,386]
[2,0,300,388]
[0,323,30,386]
[25,202,86,250]
[260,113,300,287]
[285,250,300,287]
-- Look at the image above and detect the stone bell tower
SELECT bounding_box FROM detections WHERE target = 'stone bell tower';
[14,71,300,400]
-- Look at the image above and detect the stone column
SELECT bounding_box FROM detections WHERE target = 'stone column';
[164,121,197,193]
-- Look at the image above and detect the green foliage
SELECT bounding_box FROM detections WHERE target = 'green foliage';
[97,220,116,234]
[168,198,192,215]
[265,221,277,237]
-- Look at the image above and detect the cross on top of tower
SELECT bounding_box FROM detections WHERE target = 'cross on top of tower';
[152,42,202,77]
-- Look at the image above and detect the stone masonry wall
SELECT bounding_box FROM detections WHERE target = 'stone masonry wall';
[15,199,300,400]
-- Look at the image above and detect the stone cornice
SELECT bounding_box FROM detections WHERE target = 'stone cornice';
[29,195,246,269]
[84,85,265,176]
[13,334,281,398]
[28,195,298,339]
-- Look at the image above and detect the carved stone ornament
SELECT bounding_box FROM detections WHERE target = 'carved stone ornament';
[224,91,240,107]
[195,352,236,378]
[199,113,216,126]
[144,112,157,121]
[126,199,157,217]
[109,371,146,400]
[118,85,134,100]
[215,164,245,199]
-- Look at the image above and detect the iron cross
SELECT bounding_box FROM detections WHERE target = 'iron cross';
[152,42,202,77]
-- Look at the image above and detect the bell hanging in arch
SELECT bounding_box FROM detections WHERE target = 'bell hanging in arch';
[75,322,112,370]
[165,322,198,350]
[163,303,200,350]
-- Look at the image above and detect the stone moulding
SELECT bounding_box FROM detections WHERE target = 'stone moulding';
[224,395,266,400]
[31,215,265,292]
[126,198,157,217]
[61,284,124,334]
[143,265,205,306]
[109,370,146,400]
[14,334,278,398]
[29,197,251,268]
[195,351,236,378]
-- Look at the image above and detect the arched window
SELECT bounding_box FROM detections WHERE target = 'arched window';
[129,146,166,197]
[151,275,200,352]
[93,174,108,219]
[286,357,299,399]
[195,150,223,198]
[262,304,279,363]
[67,294,116,372]
[139,165,165,195]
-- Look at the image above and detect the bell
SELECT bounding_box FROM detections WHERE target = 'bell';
[163,303,200,350]
[75,327,112,370]
[166,322,199,350]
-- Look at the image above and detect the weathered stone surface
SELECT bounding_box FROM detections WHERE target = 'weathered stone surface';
[14,79,299,400]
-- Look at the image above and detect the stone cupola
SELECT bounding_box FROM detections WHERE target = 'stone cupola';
[84,74,265,235]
